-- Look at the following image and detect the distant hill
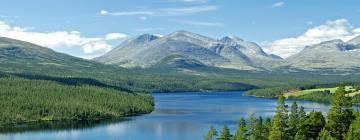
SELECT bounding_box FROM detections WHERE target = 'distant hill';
[0,37,128,76]
[348,35,360,45]
[95,31,360,73]
[94,30,283,71]
[286,37,360,72]
[0,37,262,92]
[2,35,360,93]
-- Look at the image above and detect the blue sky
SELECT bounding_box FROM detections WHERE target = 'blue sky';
[0,0,360,58]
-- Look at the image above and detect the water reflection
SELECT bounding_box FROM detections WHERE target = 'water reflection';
[0,91,332,140]
[0,119,128,134]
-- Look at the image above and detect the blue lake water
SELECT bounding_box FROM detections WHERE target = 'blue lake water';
[0,91,331,140]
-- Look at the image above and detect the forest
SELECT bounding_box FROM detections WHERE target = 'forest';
[0,74,154,126]
[245,82,360,104]
[206,85,360,140]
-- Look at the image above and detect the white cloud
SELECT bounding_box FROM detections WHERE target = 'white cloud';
[100,10,154,16]
[272,1,285,8]
[161,5,217,15]
[105,33,127,40]
[178,20,223,27]
[100,10,108,15]
[139,16,148,20]
[171,0,208,3]
[0,20,127,58]
[100,5,218,17]
[83,42,112,54]
[264,19,360,58]
[353,28,360,34]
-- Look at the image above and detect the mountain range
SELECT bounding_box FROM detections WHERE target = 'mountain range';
[94,30,284,71]
[94,30,360,72]
[1,32,360,92]
[286,38,360,71]
[1,30,360,74]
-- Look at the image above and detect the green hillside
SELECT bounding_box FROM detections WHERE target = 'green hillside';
[0,74,154,126]
[245,83,360,104]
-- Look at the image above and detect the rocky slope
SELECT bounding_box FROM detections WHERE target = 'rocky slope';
[286,37,360,71]
[94,30,283,70]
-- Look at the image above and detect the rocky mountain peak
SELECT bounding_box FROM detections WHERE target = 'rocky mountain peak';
[95,31,285,70]
[133,34,161,43]
[220,36,244,44]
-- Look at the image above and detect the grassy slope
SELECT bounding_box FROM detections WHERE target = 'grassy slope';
[284,86,352,97]
[284,86,359,98]
[247,84,360,104]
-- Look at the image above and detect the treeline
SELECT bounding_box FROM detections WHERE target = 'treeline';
[0,76,154,126]
[290,90,360,104]
[245,82,360,99]
[291,90,333,103]
[3,55,360,94]
[244,86,294,98]
[205,85,360,140]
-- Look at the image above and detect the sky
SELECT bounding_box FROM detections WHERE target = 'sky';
[0,0,360,58]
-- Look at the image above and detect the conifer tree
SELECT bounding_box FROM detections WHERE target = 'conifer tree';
[295,106,308,139]
[306,111,325,139]
[298,106,306,120]
[346,113,360,140]
[326,85,355,140]
[248,113,257,140]
[233,118,247,140]
[288,100,299,139]
[205,125,218,140]
[264,117,272,139]
[269,95,288,140]
[294,131,307,140]
[255,116,265,140]
[317,129,335,140]
[219,124,232,140]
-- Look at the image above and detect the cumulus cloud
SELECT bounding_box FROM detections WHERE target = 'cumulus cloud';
[353,28,360,34]
[83,42,112,54]
[100,5,218,17]
[264,19,360,58]
[0,21,126,58]
[272,1,285,8]
[105,33,127,40]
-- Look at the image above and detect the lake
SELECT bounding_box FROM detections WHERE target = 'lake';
[0,91,330,140]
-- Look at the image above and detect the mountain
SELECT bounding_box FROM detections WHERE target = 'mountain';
[0,36,263,92]
[286,39,360,71]
[1,35,360,93]
[0,37,128,76]
[348,35,360,45]
[212,36,284,70]
[94,30,283,70]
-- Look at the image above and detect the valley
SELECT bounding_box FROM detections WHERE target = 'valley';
[2,1,360,139]
[1,30,360,140]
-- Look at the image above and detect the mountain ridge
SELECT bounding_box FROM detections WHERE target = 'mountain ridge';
[94,30,282,70]
[94,31,360,72]
[286,38,360,71]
